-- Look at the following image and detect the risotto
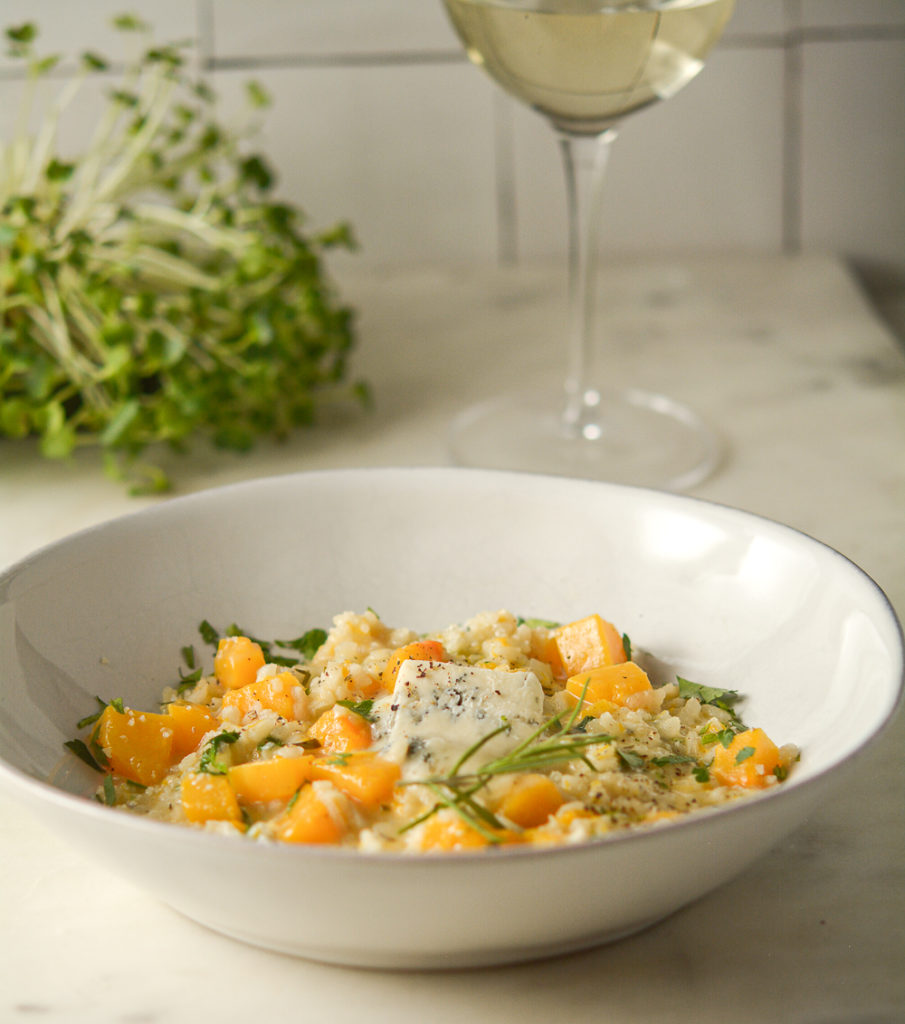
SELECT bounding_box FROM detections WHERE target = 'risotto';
[67,609,798,852]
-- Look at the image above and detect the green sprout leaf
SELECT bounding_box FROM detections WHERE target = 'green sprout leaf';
[0,15,363,493]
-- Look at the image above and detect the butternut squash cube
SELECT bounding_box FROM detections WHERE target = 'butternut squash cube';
[227,755,316,805]
[181,773,242,825]
[271,782,346,845]
[95,705,175,786]
[420,814,491,852]
[499,774,564,828]
[166,702,218,759]
[310,704,372,753]
[381,640,448,690]
[311,753,400,809]
[710,728,780,789]
[554,615,627,676]
[214,635,266,690]
[566,661,652,708]
[219,671,305,723]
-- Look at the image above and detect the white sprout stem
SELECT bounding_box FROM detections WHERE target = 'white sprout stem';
[21,71,87,194]
[130,202,249,252]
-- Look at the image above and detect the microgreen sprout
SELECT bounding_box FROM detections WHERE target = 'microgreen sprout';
[0,18,363,492]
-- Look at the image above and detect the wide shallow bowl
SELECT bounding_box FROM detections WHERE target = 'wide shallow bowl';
[0,468,901,969]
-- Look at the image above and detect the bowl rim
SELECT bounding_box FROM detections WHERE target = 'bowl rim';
[1,466,902,865]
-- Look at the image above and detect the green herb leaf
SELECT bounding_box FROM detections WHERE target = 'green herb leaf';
[277,628,327,661]
[677,677,743,718]
[693,765,711,783]
[734,746,756,765]
[64,738,105,772]
[176,668,203,693]
[76,696,109,730]
[199,620,219,647]
[700,727,736,749]
[198,731,240,775]
[257,734,285,749]
[622,633,632,660]
[102,774,117,806]
[617,748,645,770]
[336,698,375,722]
[650,754,696,766]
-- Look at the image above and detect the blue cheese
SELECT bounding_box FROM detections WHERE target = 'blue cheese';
[378,660,545,780]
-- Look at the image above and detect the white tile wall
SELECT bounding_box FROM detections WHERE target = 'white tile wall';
[1,0,903,287]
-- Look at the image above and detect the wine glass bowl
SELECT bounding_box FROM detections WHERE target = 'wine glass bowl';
[442,0,735,489]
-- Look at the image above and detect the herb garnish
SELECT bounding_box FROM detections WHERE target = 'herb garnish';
[677,677,743,722]
[400,680,613,842]
[198,731,240,775]
[516,616,561,629]
[64,737,107,772]
[199,620,326,666]
[336,699,375,722]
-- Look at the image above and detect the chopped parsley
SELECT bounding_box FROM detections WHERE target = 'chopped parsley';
[102,774,117,806]
[700,727,736,748]
[198,731,240,775]
[276,628,327,661]
[336,698,375,722]
[616,748,645,771]
[650,754,696,766]
[64,738,106,772]
[677,677,743,721]
[734,745,756,765]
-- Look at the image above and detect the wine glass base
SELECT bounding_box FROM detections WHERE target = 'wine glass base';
[449,386,722,492]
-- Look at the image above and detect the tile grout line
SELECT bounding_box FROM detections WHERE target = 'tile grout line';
[782,0,803,255]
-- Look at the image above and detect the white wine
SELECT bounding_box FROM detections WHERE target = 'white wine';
[442,0,734,134]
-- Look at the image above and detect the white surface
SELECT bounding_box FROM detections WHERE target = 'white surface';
[0,254,904,1018]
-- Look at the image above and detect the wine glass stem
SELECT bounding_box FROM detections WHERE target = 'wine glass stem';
[558,128,618,436]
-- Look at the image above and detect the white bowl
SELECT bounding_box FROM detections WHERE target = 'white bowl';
[0,468,901,968]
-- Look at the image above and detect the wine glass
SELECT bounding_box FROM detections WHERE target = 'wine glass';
[441,0,735,490]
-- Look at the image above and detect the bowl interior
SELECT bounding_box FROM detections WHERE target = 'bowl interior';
[1,468,902,803]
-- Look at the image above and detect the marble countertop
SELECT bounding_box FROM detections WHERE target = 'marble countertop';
[1,253,903,1023]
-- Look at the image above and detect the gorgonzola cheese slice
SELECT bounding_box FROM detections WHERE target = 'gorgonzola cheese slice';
[378,660,545,779]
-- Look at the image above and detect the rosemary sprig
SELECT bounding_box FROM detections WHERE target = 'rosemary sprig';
[400,680,612,842]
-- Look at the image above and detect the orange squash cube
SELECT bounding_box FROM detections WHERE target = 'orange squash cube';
[529,632,565,679]
[312,753,401,809]
[710,728,781,789]
[271,782,346,844]
[420,814,491,852]
[166,702,218,759]
[227,755,316,805]
[566,661,652,708]
[214,635,266,690]
[381,640,448,690]
[554,615,627,677]
[219,671,305,723]
[95,705,175,786]
[499,774,564,828]
[310,704,372,753]
[181,773,243,825]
